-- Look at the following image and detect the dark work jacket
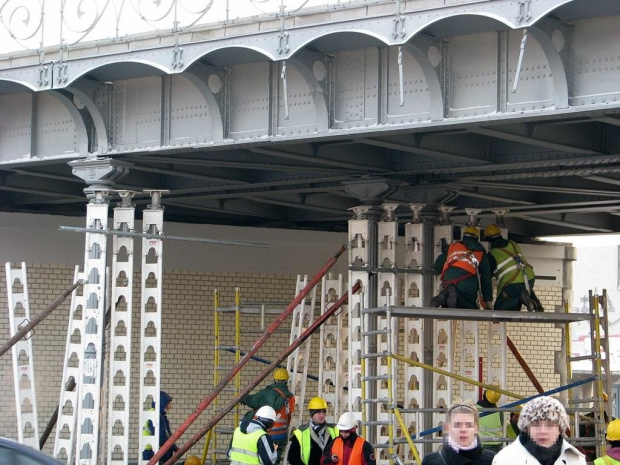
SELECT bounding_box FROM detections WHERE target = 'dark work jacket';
[422,440,495,465]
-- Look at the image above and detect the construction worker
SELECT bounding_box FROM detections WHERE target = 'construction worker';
[142,390,179,464]
[422,400,496,465]
[595,418,620,464]
[288,397,338,465]
[477,390,504,453]
[185,456,202,465]
[431,226,493,310]
[321,412,375,465]
[506,409,521,440]
[229,405,279,465]
[484,224,543,312]
[243,367,296,463]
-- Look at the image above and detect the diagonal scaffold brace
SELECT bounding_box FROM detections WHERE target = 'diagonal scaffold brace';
[148,244,349,465]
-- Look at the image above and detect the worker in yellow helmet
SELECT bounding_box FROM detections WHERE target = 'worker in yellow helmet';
[477,390,504,453]
[242,368,295,464]
[184,456,201,465]
[484,224,543,312]
[431,226,493,310]
[595,418,620,464]
[288,397,338,465]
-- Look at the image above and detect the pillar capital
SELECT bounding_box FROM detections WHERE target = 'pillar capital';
[69,157,133,200]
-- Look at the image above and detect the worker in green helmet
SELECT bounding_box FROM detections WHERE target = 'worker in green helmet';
[243,368,295,464]
[432,226,493,310]
[484,224,543,312]
[288,397,338,465]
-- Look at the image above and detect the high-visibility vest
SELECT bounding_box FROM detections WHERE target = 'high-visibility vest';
[270,387,296,442]
[142,407,155,452]
[490,241,534,293]
[293,425,338,465]
[331,436,365,465]
[595,455,620,465]
[477,410,503,446]
[229,428,267,465]
[441,242,483,280]
[506,422,519,440]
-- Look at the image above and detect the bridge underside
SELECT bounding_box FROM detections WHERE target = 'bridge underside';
[1,0,620,238]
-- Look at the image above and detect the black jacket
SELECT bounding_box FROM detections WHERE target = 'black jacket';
[422,442,495,465]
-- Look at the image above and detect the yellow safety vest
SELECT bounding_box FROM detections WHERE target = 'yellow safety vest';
[293,425,338,465]
[490,241,534,293]
[230,428,267,465]
[477,410,503,446]
[142,408,155,451]
[595,456,620,465]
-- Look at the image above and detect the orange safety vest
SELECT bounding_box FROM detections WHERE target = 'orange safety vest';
[269,387,295,442]
[441,242,484,280]
[331,436,365,465]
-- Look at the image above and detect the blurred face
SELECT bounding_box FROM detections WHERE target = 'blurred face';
[339,427,356,439]
[529,420,561,448]
[311,410,327,424]
[445,412,477,448]
[165,401,172,413]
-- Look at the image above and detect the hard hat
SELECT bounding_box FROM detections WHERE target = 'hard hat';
[255,406,277,422]
[484,224,501,238]
[185,456,201,465]
[463,226,479,239]
[607,419,620,441]
[308,397,328,411]
[274,368,289,381]
[336,412,358,431]
[485,390,501,404]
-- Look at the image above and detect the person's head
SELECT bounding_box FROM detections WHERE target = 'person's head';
[336,412,357,439]
[484,390,501,405]
[510,411,520,424]
[255,405,277,431]
[484,224,502,241]
[462,226,479,240]
[185,456,201,465]
[308,397,328,425]
[160,390,173,415]
[273,367,289,382]
[518,396,568,448]
[444,401,479,449]
[606,418,620,447]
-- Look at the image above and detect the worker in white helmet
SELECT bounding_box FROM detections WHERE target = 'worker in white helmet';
[229,405,279,465]
[320,412,375,465]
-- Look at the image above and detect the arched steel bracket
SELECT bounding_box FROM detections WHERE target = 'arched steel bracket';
[287,56,329,133]
[403,39,444,121]
[48,90,89,156]
[65,80,110,154]
[183,65,225,143]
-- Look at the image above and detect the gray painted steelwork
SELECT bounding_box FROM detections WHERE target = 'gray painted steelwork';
[0,0,619,238]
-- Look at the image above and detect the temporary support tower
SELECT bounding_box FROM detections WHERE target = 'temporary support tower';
[108,192,137,465]
[5,262,39,449]
[76,190,109,465]
[54,265,86,462]
[138,191,165,465]
[288,274,317,423]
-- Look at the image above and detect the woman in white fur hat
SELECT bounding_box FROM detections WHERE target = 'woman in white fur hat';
[492,396,586,465]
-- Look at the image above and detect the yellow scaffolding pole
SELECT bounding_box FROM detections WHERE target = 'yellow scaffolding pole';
[202,289,221,465]
[235,288,242,426]
[393,408,422,465]
[391,353,525,400]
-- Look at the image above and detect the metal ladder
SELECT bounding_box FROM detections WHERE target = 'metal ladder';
[209,288,244,464]
[53,265,86,462]
[107,192,136,465]
[76,193,109,465]
[5,262,40,449]
[138,191,165,465]
[287,274,317,424]
[567,289,611,458]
